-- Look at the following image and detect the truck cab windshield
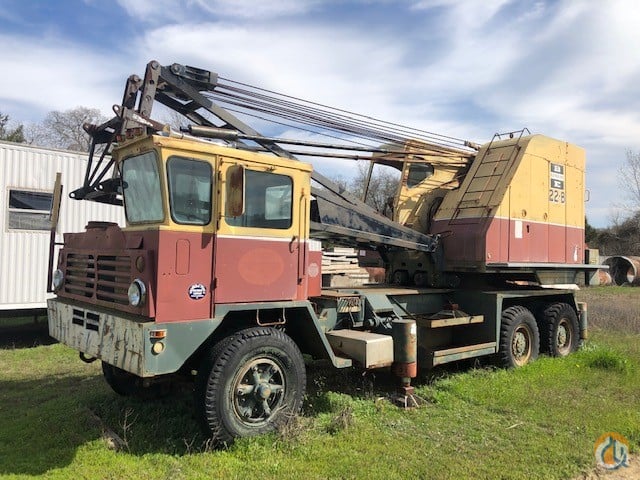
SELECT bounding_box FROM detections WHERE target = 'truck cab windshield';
[122,151,164,223]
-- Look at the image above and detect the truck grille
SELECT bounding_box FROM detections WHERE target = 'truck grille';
[65,254,132,306]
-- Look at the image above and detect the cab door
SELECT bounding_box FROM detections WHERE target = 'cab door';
[154,153,216,322]
[214,158,302,304]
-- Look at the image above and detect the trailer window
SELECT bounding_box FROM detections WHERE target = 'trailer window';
[226,170,292,229]
[122,152,164,223]
[7,189,53,231]
[167,157,212,225]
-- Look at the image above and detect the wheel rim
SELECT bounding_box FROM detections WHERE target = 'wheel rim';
[512,324,532,366]
[556,318,573,356]
[231,357,285,426]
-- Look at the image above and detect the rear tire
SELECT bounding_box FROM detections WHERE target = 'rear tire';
[195,327,306,443]
[541,303,579,357]
[499,306,539,368]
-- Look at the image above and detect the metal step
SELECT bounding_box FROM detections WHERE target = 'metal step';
[412,313,485,328]
[332,355,354,369]
[430,341,497,367]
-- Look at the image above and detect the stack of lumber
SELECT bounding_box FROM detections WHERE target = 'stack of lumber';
[322,247,371,286]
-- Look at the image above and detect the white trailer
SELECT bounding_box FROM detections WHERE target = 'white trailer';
[0,140,124,313]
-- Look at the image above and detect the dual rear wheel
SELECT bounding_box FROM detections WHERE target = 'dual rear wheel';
[499,303,579,368]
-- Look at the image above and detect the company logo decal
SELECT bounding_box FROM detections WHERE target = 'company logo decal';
[594,432,629,470]
[188,283,207,300]
[308,262,320,277]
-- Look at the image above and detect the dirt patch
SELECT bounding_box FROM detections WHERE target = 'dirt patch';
[574,455,639,480]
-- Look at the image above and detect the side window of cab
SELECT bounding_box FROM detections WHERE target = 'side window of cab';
[226,169,293,229]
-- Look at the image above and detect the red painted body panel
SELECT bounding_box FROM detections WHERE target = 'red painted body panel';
[214,236,319,303]
[147,230,214,323]
[59,226,322,323]
[565,226,584,264]
[507,221,549,262]
[432,217,584,267]
[305,249,323,297]
[432,218,490,265]
[58,224,157,318]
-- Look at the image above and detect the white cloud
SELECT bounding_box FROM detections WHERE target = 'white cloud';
[2,0,639,226]
[114,0,188,23]
[193,0,321,19]
[411,0,513,29]
[137,22,411,116]
[0,34,127,121]
[115,0,320,23]
[476,2,640,149]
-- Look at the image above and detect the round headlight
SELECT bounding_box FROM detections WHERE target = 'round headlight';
[52,269,64,291]
[127,279,147,307]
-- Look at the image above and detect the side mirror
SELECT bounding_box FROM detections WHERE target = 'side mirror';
[225,164,245,217]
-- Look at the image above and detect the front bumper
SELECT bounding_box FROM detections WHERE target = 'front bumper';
[47,298,223,377]
[48,298,150,376]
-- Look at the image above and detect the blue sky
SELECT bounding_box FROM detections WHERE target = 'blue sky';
[1,0,639,227]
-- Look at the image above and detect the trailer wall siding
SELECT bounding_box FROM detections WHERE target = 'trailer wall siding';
[0,141,124,310]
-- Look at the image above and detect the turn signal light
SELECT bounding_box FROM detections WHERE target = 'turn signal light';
[149,329,167,339]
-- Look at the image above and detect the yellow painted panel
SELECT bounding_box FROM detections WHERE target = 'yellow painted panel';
[466,176,492,193]
[115,134,313,237]
[494,135,584,227]
[475,160,507,177]
[394,156,470,230]
[434,137,524,222]
[433,134,585,233]
[217,157,311,239]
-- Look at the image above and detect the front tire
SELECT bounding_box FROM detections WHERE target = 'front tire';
[541,303,579,357]
[499,306,540,368]
[102,362,143,396]
[102,362,170,398]
[195,327,306,443]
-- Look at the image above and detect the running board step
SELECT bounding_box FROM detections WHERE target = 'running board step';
[429,341,497,367]
[415,313,484,328]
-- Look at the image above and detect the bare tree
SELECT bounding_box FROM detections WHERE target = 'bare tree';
[352,162,400,215]
[595,211,640,256]
[27,106,107,152]
[158,108,193,130]
[618,149,640,213]
[601,150,640,254]
[327,162,400,216]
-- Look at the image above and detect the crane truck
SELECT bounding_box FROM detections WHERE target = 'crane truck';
[47,60,597,443]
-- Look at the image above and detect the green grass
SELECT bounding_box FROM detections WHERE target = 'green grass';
[1,288,639,479]
[0,315,45,328]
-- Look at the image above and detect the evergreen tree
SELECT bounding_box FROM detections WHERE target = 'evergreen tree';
[0,112,25,143]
